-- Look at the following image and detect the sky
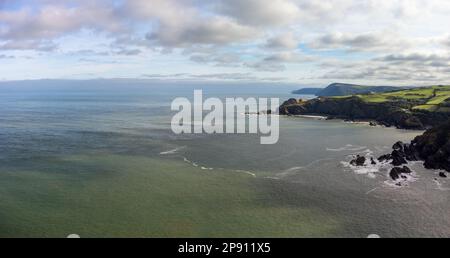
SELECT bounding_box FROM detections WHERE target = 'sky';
[1,0,450,86]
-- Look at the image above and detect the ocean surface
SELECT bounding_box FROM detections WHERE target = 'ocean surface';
[0,80,449,238]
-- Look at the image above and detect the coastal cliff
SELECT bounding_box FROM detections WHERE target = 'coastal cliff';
[280,85,450,129]
[349,120,450,181]
[281,85,450,179]
[403,120,450,172]
[280,96,450,129]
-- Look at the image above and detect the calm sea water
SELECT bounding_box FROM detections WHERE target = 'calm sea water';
[0,80,449,237]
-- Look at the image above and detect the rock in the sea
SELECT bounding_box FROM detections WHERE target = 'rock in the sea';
[391,150,408,166]
[371,158,377,165]
[390,166,412,180]
[350,155,366,166]
[393,141,404,151]
[377,120,450,178]
[378,154,392,163]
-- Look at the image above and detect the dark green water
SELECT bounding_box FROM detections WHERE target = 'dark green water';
[0,81,449,237]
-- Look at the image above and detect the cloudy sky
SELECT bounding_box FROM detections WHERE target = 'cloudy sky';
[1,0,450,85]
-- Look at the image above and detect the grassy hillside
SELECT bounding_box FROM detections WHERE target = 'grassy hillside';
[333,85,450,113]
[292,83,407,97]
[316,83,406,96]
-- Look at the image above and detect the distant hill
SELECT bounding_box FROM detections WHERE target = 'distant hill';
[292,88,323,95]
[293,83,406,97]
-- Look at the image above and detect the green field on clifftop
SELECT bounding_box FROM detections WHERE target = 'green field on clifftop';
[332,85,450,112]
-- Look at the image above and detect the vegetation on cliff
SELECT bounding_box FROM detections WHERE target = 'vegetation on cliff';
[344,85,450,112]
[292,83,406,97]
[280,85,450,129]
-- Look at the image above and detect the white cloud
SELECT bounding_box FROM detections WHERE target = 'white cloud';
[310,32,412,52]
[126,0,259,48]
[0,54,14,59]
[216,0,300,26]
[146,16,258,47]
[190,53,241,66]
[2,4,121,40]
[244,61,286,72]
[441,36,450,48]
[1,0,450,84]
[265,32,298,50]
[263,51,312,63]
[0,39,58,51]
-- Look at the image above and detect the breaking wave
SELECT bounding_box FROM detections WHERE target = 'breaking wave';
[327,144,367,152]
[160,146,186,155]
[341,149,419,187]
[180,156,256,177]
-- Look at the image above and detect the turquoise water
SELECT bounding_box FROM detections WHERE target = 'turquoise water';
[0,80,449,237]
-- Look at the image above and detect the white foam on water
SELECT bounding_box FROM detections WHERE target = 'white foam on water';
[160,146,186,155]
[366,187,379,195]
[284,166,303,172]
[433,178,450,191]
[232,169,257,177]
[295,115,327,120]
[341,159,388,179]
[183,157,199,167]
[180,156,257,178]
[276,158,335,178]
[275,166,304,177]
[374,146,390,152]
[327,144,367,152]
[383,171,418,188]
[341,149,419,187]
[264,176,281,180]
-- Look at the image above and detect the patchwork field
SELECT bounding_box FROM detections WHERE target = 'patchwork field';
[333,85,450,112]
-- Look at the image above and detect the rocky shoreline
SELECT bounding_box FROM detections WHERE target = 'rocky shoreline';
[279,93,450,182]
[279,97,450,130]
[349,120,450,183]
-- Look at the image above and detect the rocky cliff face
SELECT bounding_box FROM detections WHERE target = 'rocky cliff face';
[349,120,450,181]
[279,97,449,129]
[410,120,450,172]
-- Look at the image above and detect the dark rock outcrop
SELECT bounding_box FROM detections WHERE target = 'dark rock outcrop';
[350,155,366,166]
[371,158,377,165]
[378,154,392,163]
[379,120,450,173]
[391,150,408,166]
[411,120,450,172]
[390,166,412,180]
[349,120,449,181]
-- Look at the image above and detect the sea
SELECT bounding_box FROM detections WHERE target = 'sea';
[0,80,448,237]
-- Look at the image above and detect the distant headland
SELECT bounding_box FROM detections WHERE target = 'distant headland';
[292,83,408,97]
[282,84,450,130]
